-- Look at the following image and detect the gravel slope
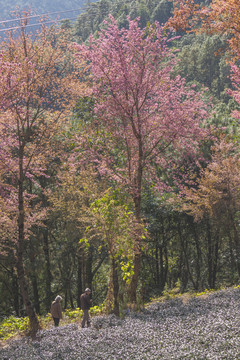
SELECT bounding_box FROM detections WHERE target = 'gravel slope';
[1,288,240,359]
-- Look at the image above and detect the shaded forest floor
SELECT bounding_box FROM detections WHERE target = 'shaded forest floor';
[1,287,240,359]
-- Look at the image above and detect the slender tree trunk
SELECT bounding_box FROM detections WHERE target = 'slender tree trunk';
[17,148,40,338]
[112,257,120,316]
[179,246,184,291]
[164,246,168,287]
[82,251,86,292]
[129,189,142,303]
[228,209,240,278]
[42,228,52,312]
[64,290,68,309]
[190,218,202,290]
[105,255,120,315]
[31,276,40,314]
[106,263,114,312]
[206,220,214,289]
[227,232,237,280]
[11,265,20,316]
[155,241,160,288]
[69,287,74,309]
[160,221,169,292]
[29,239,40,314]
[77,250,83,308]
[212,231,220,289]
[129,253,141,303]
[177,221,196,290]
[86,245,94,290]
[64,281,74,309]
[16,228,40,338]
[159,245,168,292]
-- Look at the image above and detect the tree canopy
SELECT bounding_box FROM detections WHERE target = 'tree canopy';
[1,0,240,336]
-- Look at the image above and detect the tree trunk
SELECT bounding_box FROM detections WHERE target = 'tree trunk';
[159,245,168,292]
[112,257,119,316]
[206,220,215,289]
[155,242,160,288]
[86,245,94,291]
[69,287,74,309]
[212,230,220,289]
[129,189,142,303]
[42,228,52,312]
[129,253,141,303]
[227,231,237,281]
[177,221,196,290]
[205,224,220,289]
[77,250,83,308]
[16,252,40,337]
[64,282,74,309]
[190,218,202,290]
[10,251,20,316]
[17,149,40,338]
[163,246,168,287]
[105,256,120,315]
[228,209,240,278]
[29,239,40,314]
[64,290,68,309]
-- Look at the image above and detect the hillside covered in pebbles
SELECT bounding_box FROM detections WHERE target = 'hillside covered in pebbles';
[1,288,240,359]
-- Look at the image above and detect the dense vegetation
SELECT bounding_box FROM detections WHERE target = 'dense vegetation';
[1,0,240,345]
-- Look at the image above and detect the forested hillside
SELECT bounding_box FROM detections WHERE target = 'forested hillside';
[71,0,173,42]
[1,0,240,343]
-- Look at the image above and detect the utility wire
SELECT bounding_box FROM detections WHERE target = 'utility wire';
[0,17,80,33]
[0,8,83,25]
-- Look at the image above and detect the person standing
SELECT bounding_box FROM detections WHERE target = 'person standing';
[80,288,92,328]
[50,295,63,327]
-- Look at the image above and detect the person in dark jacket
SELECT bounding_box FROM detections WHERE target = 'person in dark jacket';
[50,295,63,327]
[80,288,92,328]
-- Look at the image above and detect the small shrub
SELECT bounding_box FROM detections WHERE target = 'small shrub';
[89,305,104,316]
[64,308,83,320]
[0,316,29,340]
[64,305,104,320]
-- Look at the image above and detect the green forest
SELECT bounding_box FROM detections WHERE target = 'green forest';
[1,0,240,343]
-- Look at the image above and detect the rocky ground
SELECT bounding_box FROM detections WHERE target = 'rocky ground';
[1,288,240,359]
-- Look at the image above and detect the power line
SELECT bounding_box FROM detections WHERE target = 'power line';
[0,16,80,33]
[0,8,83,25]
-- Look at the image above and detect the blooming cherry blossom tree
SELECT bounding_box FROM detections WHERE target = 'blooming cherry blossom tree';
[74,16,211,301]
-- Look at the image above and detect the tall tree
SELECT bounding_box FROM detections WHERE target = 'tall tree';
[74,16,211,302]
[0,16,85,336]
